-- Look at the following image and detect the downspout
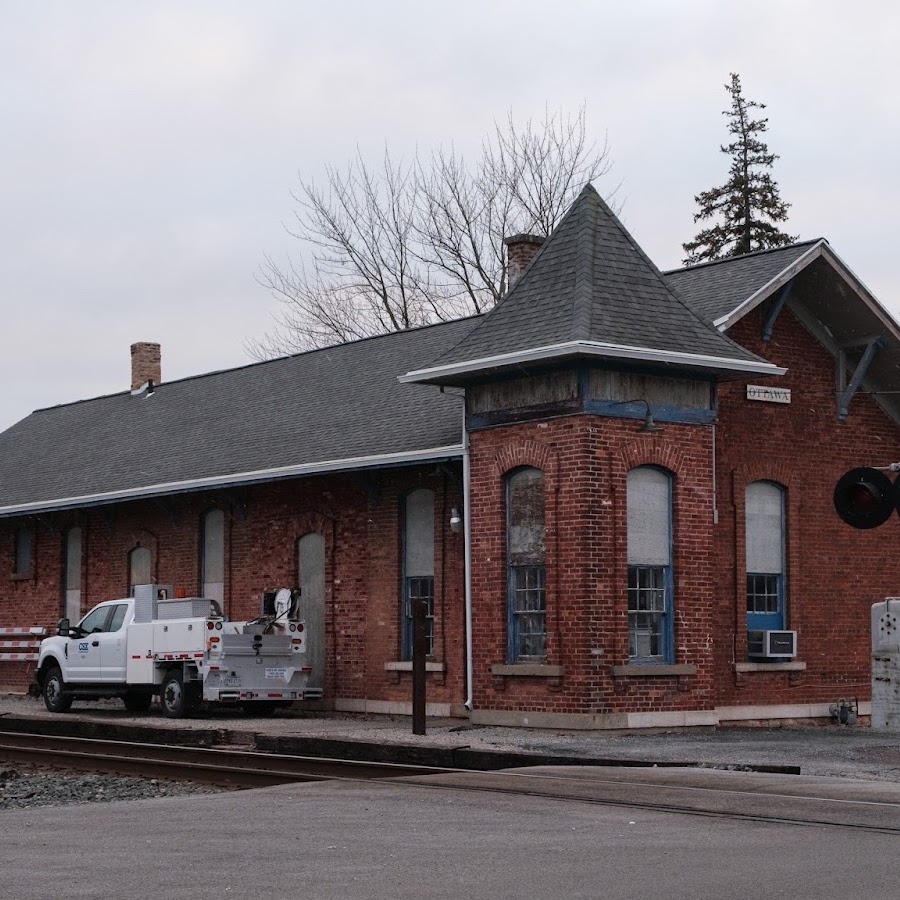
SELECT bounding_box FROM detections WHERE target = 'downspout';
[462,404,474,712]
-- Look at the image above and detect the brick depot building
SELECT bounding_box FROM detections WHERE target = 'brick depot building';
[2,185,899,728]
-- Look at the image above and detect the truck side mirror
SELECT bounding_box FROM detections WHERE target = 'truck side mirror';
[57,617,70,637]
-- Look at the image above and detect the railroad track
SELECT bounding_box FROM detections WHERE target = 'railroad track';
[2,729,899,835]
[0,730,453,787]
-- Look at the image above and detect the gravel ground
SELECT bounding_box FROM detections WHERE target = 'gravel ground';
[0,766,226,811]
[4,693,900,784]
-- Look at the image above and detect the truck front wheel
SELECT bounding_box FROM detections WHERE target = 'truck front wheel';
[43,666,73,714]
[160,670,193,719]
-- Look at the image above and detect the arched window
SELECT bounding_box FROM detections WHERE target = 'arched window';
[627,466,673,663]
[402,489,435,659]
[129,546,152,596]
[507,467,546,662]
[64,527,82,621]
[201,509,225,603]
[14,527,33,577]
[746,481,786,635]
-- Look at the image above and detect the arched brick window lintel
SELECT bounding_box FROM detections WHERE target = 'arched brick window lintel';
[492,439,558,480]
[612,439,687,481]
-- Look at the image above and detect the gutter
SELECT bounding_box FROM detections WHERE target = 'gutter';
[462,405,474,712]
[0,444,465,519]
[399,339,785,384]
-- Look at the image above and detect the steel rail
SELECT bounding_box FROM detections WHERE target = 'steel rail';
[0,730,454,788]
[2,730,898,835]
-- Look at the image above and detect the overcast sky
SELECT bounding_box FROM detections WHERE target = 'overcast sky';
[2,1,898,431]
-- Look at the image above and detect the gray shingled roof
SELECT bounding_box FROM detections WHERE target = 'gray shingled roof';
[0,319,473,516]
[663,240,821,323]
[404,185,773,384]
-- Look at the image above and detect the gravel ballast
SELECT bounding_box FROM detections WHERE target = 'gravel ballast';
[0,766,226,811]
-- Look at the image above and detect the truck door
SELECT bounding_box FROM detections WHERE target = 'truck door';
[97,603,130,683]
[67,605,113,682]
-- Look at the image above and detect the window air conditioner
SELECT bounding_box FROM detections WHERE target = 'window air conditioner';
[748,630,797,659]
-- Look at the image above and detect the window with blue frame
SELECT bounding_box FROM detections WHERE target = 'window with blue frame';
[507,467,546,661]
[627,466,674,663]
[745,481,786,637]
[402,489,435,659]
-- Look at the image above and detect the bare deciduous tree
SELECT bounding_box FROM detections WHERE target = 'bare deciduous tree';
[251,106,614,358]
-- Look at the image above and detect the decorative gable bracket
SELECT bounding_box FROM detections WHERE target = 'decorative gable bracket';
[762,278,795,343]
[838,337,885,422]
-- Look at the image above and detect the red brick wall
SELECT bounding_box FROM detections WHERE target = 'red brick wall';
[468,414,718,716]
[0,467,465,705]
[5,304,896,721]
[714,305,900,707]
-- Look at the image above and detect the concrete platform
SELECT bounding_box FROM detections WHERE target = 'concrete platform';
[3,693,900,782]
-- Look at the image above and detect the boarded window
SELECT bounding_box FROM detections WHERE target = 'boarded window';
[14,528,33,576]
[64,527,82,621]
[627,467,671,566]
[201,509,225,603]
[129,546,152,596]
[746,482,784,575]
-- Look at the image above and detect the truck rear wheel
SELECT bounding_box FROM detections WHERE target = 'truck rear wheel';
[43,666,73,714]
[123,689,153,712]
[160,670,195,719]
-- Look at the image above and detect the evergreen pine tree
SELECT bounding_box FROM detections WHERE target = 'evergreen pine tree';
[683,74,796,265]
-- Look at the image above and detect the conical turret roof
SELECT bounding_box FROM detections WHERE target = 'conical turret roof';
[401,185,783,385]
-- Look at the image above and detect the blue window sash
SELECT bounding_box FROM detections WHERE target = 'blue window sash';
[507,564,546,662]
[627,564,674,663]
[746,572,785,632]
[401,576,434,660]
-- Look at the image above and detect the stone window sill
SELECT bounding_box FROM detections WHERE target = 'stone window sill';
[9,573,34,582]
[384,661,445,673]
[611,664,697,677]
[734,661,807,673]
[490,664,564,678]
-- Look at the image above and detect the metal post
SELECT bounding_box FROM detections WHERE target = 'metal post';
[412,598,427,735]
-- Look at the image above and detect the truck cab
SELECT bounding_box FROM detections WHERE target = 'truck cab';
[35,598,145,712]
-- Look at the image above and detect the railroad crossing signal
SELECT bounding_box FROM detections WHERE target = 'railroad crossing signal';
[833,467,899,529]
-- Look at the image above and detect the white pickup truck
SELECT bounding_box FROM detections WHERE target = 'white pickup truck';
[33,584,322,718]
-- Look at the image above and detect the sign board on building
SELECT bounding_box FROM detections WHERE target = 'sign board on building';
[746,385,791,404]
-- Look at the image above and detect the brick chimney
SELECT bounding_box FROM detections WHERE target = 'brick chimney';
[504,233,545,291]
[131,342,161,392]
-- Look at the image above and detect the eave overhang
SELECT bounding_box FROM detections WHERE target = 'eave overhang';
[0,444,464,520]
[399,340,786,387]
[714,240,900,341]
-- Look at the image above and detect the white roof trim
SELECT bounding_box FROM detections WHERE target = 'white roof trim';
[713,240,900,345]
[713,240,827,330]
[0,445,464,518]
[400,340,785,383]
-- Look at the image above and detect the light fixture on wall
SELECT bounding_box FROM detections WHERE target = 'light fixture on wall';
[450,506,463,533]
[612,398,663,433]
[637,401,663,433]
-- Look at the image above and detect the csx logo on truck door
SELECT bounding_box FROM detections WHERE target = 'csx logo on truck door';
[78,642,89,652]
